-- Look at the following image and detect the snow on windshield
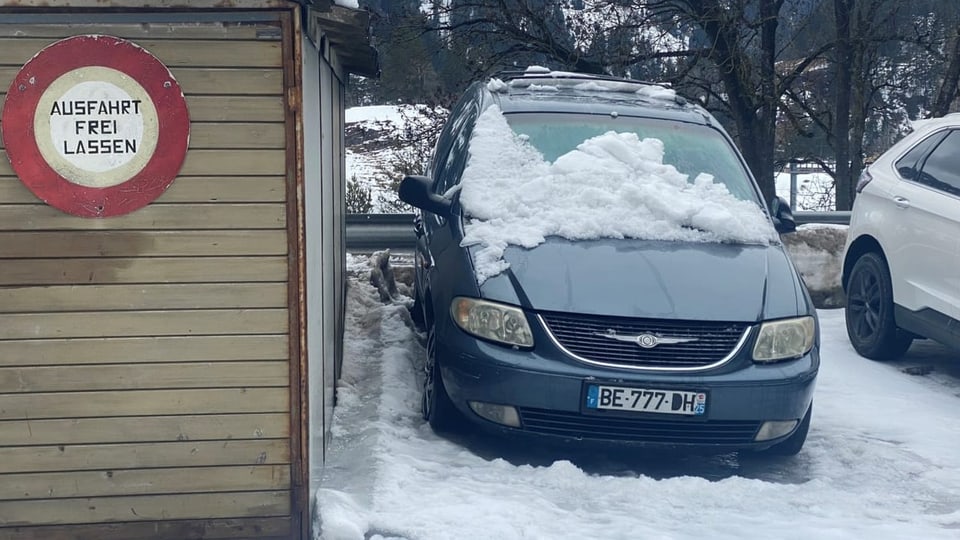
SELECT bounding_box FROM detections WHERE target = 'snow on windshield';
[458,105,778,283]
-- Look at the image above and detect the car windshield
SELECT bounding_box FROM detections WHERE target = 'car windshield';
[457,105,776,284]
[503,112,760,203]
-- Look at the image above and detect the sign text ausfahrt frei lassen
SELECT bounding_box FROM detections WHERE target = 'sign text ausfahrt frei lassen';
[51,98,143,156]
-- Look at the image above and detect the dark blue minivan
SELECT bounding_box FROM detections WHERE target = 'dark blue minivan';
[399,70,818,456]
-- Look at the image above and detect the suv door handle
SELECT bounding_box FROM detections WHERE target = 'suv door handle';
[413,217,424,238]
[893,196,910,209]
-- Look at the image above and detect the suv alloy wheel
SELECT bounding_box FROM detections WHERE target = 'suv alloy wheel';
[845,252,913,360]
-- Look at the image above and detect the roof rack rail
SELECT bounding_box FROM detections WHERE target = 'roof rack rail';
[492,68,667,89]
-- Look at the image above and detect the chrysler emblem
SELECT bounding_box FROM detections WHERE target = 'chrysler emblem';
[594,330,698,349]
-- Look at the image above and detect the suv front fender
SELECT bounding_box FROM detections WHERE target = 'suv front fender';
[842,234,885,291]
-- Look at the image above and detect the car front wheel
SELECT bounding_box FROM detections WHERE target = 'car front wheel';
[410,290,425,330]
[845,252,912,360]
[422,325,461,433]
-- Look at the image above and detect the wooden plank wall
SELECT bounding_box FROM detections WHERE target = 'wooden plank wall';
[0,20,294,539]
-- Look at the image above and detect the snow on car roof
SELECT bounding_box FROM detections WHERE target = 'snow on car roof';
[489,66,679,103]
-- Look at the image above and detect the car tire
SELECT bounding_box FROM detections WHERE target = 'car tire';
[422,325,460,433]
[410,292,425,330]
[759,403,812,457]
[845,252,913,360]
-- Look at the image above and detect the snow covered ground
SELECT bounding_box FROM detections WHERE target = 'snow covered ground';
[315,254,960,540]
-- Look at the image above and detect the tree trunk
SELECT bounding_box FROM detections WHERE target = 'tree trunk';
[847,1,878,202]
[685,0,780,204]
[756,0,779,205]
[833,0,854,210]
[849,45,868,203]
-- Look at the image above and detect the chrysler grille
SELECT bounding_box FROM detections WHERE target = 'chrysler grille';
[519,408,761,444]
[539,312,751,369]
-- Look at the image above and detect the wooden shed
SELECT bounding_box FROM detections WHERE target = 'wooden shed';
[0,1,377,539]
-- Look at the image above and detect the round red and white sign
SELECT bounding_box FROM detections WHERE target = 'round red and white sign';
[1,35,190,217]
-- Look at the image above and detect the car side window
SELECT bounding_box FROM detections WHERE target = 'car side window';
[436,106,480,193]
[434,106,479,195]
[915,130,960,196]
[895,131,947,181]
[428,109,466,182]
[430,91,478,195]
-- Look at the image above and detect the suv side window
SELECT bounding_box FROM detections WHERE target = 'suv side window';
[916,130,960,196]
[895,131,947,181]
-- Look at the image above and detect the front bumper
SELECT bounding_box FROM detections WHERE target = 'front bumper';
[437,328,818,451]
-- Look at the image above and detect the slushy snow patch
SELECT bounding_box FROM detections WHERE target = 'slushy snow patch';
[458,106,777,283]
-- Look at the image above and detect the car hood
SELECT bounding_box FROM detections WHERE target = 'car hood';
[476,237,807,322]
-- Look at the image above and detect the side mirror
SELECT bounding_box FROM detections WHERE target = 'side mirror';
[398,175,452,217]
[771,196,796,234]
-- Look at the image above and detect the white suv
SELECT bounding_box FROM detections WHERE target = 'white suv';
[842,114,960,360]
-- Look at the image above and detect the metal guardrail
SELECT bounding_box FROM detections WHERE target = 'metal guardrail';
[346,212,852,251]
[346,213,418,251]
[794,211,851,225]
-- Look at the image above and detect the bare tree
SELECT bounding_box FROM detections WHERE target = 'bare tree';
[406,0,957,211]
[832,0,854,210]
[928,12,960,117]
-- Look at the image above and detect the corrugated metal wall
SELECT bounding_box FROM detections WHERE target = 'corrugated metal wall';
[0,18,296,539]
[304,31,348,490]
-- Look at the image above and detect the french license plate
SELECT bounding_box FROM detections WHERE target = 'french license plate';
[585,384,706,416]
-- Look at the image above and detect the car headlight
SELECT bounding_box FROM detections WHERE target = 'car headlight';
[451,297,534,348]
[752,316,816,362]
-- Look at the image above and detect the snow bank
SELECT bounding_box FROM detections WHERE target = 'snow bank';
[782,224,848,308]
